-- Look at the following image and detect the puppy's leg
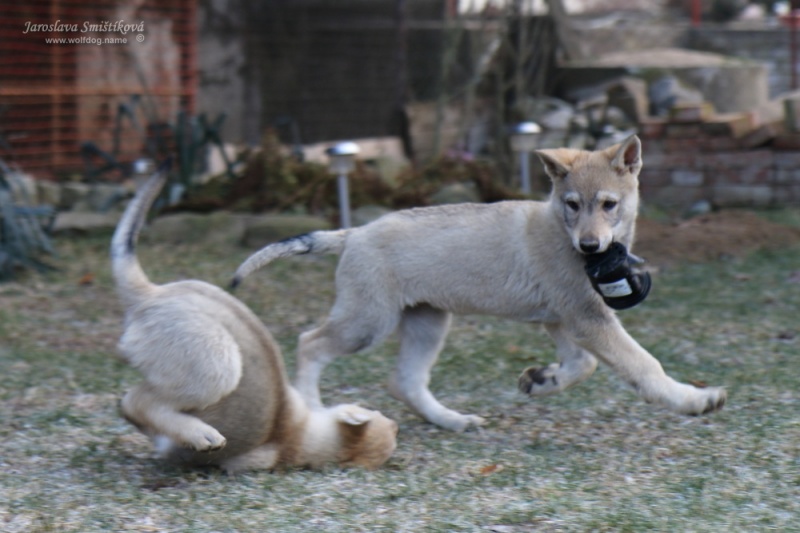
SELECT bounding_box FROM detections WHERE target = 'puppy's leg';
[388,304,485,432]
[568,316,726,415]
[519,323,598,396]
[121,385,227,452]
[295,312,399,408]
[295,325,340,409]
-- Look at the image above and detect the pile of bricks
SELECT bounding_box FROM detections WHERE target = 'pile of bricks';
[637,103,800,208]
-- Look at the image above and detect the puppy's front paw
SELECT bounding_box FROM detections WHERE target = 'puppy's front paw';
[689,386,727,416]
[518,364,560,396]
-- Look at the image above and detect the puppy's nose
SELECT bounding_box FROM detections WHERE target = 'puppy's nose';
[579,240,600,254]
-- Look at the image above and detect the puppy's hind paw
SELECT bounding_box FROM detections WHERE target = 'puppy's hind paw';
[182,426,227,452]
[197,432,227,452]
[444,413,486,433]
[426,410,486,432]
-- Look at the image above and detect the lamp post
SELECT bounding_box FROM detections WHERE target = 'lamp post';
[326,142,360,228]
[509,121,542,195]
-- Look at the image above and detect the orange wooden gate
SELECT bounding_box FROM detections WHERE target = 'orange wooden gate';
[0,0,196,179]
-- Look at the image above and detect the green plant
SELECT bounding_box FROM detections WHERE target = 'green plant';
[0,161,56,280]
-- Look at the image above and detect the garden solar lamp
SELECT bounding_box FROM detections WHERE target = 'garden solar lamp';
[326,141,360,228]
[132,158,154,189]
[509,121,542,195]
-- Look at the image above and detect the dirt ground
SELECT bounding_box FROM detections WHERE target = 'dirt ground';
[634,210,800,267]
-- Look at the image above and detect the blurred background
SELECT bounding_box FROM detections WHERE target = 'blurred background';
[1,0,799,231]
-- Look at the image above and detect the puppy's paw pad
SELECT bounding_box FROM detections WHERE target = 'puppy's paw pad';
[684,387,726,416]
[185,430,227,452]
[518,365,558,395]
[700,388,726,415]
[463,414,487,428]
[201,438,227,452]
[433,412,486,433]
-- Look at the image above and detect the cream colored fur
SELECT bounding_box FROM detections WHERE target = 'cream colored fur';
[111,169,397,472]
[233,136,726,432]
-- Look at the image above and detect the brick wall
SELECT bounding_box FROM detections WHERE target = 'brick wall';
[640,130,800,209]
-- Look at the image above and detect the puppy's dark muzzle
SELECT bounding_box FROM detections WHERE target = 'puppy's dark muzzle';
[584,242,651,310]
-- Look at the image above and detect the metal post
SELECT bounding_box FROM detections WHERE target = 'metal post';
[337,173,351,229]
[792,0,799,90]
[327,141,359,229]
[519,151,531,195]
[509,121,541,195]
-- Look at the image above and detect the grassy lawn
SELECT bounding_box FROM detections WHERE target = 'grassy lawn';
[1,217,798,532]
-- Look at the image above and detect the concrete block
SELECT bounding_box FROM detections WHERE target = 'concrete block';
[671,169,704,187]
[59,183,91,211]
[52,211,121,233]
[773,133,800,150]
[607,77,649,124]
[663,138,700,152]
[639,169,671,189]
[430,182,480,205]
[641,148,667,169]
[698,136,739,151]
[352,205,392,227]
[88,184,128,212]
[664,123,703,138]
[668,102,714,122]
[638,118,666,140]
[701,111,757,138]
[7,172,38,202]
[700,150,772,169]
[738,122,780,149]
[242,214,332,249]
[146,211,249,248]
[646,185,709,209]
[773,151,800,167]
[712,185,773,207]
[774,167,800,184]
[36,180,62,207]
[738,163,773,184]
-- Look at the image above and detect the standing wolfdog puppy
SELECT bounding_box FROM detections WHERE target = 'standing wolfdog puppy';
[112,168,397,472]
[233,136,726,432]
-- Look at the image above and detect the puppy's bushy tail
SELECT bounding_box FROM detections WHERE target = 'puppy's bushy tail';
[110,161,170,306]
[231,230,348,288]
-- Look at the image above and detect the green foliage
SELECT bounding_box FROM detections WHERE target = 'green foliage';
[392,155,526,208]
[0,162,56,280]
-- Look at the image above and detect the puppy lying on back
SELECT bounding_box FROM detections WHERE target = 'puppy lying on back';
[111,167,397,472]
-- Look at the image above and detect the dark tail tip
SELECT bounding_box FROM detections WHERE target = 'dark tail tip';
[229,276,241,291]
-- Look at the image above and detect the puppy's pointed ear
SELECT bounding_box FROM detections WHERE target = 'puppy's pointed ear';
[535,149,571,180]
[337,407,373,427]
[608,135,642,176]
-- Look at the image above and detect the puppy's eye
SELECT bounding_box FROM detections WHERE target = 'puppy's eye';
[565,200,580,211]
[602,200,618,211]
